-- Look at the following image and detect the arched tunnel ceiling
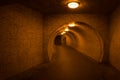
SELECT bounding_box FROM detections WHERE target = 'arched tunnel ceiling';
[48,22,103,62]
[0,0,119,14]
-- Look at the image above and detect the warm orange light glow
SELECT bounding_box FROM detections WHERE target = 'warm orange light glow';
[61,31,66,35]
[68,23,76,27]
[68,2,79,9]
[65,27,69,31]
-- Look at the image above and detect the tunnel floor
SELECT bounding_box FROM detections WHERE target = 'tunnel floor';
[8,46,120,80]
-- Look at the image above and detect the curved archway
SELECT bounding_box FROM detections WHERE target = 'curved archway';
[47,22,103,62]
[54,35,62,45]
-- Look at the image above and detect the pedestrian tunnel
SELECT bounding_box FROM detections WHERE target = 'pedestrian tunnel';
[48,22,104,62]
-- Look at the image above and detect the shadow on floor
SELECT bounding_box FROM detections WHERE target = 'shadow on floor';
[7,46,120,80]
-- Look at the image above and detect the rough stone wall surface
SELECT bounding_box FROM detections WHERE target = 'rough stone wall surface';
[110,5,120,71]
[0,4,43,79]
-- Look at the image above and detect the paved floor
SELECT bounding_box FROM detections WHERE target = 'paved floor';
[26,46,103,80]
[8,46,120,80]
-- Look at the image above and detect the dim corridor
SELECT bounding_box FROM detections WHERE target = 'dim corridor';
[8,46,120,80]
[0,1,120,80]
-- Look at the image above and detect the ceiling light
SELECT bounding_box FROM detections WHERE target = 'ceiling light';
[65,27,69,31]
[68,2,79,9]
[68,23,76,27]
[61,31,66,35]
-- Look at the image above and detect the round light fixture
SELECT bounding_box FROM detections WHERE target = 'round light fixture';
[68,23,76,27]
[68,2,79,9]
[65,27,69,31]
[61,31,66,35]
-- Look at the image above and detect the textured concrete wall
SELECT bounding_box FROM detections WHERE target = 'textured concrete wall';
[0,4,43,79]
[44,14,108,62]
[110,5,120,71]
[68,26,103,62]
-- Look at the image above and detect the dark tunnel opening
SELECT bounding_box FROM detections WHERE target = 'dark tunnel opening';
[54,35,62,45]
[54,35,66,45]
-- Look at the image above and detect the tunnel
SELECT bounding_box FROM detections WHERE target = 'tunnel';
[48,22,103,62]
[0,0,120,80]
[54,35,63,45]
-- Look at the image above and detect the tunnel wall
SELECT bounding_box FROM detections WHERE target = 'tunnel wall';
[44,14,108,62]
[69,27,103,62]
[65,32,78,48]
[110,5,120,71]
[0,4,44,79]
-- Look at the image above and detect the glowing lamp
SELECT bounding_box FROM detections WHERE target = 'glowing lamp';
[61,31,66,35]
[68,23,76,27]
[68,2,79,9]
[65,27,69,31]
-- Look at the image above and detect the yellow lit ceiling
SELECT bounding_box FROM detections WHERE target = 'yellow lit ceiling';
[0,0,119,14]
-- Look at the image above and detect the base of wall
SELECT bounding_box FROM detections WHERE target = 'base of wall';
[6,62,50,80]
